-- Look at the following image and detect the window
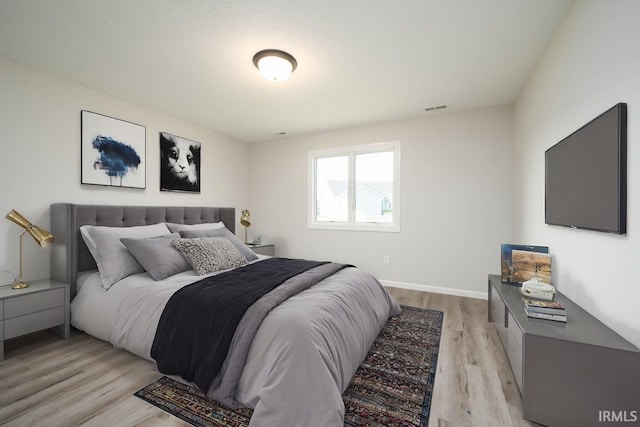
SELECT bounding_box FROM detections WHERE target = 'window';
[308,141,400,231]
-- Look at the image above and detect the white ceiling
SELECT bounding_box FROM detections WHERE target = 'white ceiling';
[0,0,574,143]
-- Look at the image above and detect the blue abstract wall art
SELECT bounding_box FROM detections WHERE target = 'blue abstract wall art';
[81,111,146,189]
[92,135,141,186]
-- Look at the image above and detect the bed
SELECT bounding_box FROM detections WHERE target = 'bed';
[50,203,401,427]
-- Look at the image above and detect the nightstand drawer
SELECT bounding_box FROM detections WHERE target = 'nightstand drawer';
[4,288,65,319]
[4,306,65,340]
[250,245,275,256]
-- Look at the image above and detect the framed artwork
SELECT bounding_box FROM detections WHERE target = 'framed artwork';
[160,132,201,193]
[81,110,146,189]
[500,244,550,285]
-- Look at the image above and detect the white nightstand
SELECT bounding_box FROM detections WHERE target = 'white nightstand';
[247,244,275,257]
[0,279,70,361]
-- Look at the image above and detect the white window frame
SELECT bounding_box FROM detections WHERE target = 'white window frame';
[308,141,401,232]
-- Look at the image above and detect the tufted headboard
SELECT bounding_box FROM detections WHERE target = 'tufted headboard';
[50,203,235,298]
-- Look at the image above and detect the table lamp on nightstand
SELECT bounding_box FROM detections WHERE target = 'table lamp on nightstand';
[5,209,55,289]
[240,209,251,244]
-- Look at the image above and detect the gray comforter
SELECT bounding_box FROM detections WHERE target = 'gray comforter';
[209,265,401,426]
[71,261,400,427]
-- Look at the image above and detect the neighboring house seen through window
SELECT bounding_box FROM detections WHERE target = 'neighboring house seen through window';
[308,141,400,231]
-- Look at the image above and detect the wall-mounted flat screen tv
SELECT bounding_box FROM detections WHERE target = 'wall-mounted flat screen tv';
[545,103,627,234]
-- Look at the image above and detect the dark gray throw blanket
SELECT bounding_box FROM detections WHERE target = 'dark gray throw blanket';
[151,258,348,392]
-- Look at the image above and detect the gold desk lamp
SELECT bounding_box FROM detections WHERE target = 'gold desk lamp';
[5,209,55,289]
[240,210,251,244]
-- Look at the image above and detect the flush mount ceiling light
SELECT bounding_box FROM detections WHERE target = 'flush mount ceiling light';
[253,49,297,81]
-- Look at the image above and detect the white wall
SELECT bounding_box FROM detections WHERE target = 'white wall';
[249,106,513,298]
[0,59,249,283]
[513,0,640,346]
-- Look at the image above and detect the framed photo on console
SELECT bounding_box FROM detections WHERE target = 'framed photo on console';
[500,244,550,286]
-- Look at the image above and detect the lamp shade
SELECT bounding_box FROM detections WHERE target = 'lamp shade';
[6,210,55,246]
[253,49,297,81]
[240,210,251,227]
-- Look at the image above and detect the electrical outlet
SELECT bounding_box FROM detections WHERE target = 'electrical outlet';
[383,255,390,264]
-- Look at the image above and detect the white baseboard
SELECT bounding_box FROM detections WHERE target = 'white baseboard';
[381,279,488,300]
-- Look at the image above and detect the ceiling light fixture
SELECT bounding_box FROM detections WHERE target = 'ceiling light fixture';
[253,49,297,82]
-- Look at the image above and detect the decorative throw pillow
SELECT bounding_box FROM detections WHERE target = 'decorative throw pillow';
[165,221,226,233]
[173,237,248,275]
[81,222,171,289]
[179,227,258,262]
[120,233,191,281]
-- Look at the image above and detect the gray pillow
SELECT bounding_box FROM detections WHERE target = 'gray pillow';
[120,233,191,280]
[173,237,248,275]
[179,227,259,262]
[84,222,171,289]
[165,221,225,233]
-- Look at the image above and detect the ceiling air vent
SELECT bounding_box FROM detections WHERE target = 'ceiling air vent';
[424,105,447,112]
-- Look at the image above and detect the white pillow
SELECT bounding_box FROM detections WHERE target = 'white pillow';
[165,221,226,233]
[80,222,171,289]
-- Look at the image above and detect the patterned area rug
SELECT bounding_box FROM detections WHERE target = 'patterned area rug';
[134,305,443,427]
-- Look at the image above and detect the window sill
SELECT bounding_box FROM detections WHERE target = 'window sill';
[308,222,400,233]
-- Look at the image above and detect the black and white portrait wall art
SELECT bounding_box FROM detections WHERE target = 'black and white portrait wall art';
[81,110,146,189]
[160,132,201,193]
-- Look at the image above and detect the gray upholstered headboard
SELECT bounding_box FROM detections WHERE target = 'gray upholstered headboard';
[50,203,235,298]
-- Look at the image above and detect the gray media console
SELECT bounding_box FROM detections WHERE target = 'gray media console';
[488,275,640,427]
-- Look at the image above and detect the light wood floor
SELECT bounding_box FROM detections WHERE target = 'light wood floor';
[0,288,538,427]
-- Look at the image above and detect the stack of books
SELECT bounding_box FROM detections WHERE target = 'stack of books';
[524,299,567,322]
